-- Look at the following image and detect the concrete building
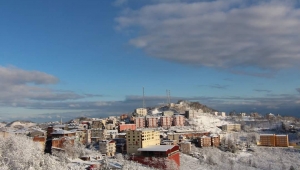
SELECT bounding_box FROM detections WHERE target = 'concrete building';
[222,124,241,132]
[172,115,185,126]
[119,124,136,132]
[135,108,147,117]
[133,145,180,170]
[179,141,191,154]
[160,116,172,128]
[126,130,160,155]
[91,120,105,129]
[105,124,115,130]
[29,129,46,137]
[275,135,289,147]
[162,111,174,117]
[134,117,146,128]
[210,134,220,147]
[259,134,289,147]
[99,140,116,157]
[51,129,76,138]
[185,110,203,119]
[146,117,159,128]
[91,129,105,142]
[260,134,276,146]
[199,135,211,147]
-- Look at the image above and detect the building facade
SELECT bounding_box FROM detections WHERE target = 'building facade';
[126,130,160,155]
[146,117,159,128]
[134,117,146,128]
[222,124,241,132]
[160,116,172,128]
[172,115,185,126]
[259,134,289,147]
[99,140,116,156]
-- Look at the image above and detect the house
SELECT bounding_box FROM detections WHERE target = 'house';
[132,145,180,170]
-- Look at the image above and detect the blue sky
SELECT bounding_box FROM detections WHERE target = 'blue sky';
[0,0,300,122]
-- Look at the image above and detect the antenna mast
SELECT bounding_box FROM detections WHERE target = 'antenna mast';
[143,87,145,108]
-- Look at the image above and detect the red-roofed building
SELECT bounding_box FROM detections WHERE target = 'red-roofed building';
[131,145,180,170]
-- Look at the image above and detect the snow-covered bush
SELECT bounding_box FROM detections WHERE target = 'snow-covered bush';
[0,135,84,170]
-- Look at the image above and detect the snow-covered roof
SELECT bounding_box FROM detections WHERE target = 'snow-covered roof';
[51,129,74,135]
[260,134,274,136]
[137,145,175,152]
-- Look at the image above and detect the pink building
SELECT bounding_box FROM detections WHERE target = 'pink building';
[173,115,185,126]
[134,117,146,128]
[160,116,172,128]
[146,117,159,128]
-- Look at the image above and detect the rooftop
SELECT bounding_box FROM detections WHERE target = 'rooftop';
[137,145,175,152]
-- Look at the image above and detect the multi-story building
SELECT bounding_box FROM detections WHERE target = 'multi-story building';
[162,111,174,117]
[99,140,116,157]
[160,116,172,128]
[146,117,159,128]
[210,134,220,147]
[222,124,241,132]
[135,108,147,117]
[260,134,276,146]
[134,117,146,128]
[126,130,160,155]
[259,134,289,147]
[199,135,211,147]
[119,124,136,132]
[91,129,106,142]
[172,115,185,126]
[275,135,289,147]
[91,120,105,129]
[185,110,203,119]
[179,141,191,154]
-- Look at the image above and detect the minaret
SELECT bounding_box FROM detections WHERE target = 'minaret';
[60,117,62,125]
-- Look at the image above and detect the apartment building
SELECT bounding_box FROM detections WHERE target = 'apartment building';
[160,116,172,128]
[222,124,241,132]
[179,141,191,154]
[199,135,212,147]
[146,117,159,128]
[185,110,203,119]
[126,130,160,155]
[135,108,147,117]
[119,124,136,132]
[259,134,289,147]
[172,115,185,126]
[211,134,220,147]
[275,135,289,147]
[134,117,146,128]
[162,111,174,117]
[99,140,116,157]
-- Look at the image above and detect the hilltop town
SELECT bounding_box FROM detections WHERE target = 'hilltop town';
[1,100,300,170]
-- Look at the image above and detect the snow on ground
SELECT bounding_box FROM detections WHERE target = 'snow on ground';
[182,146,300,170]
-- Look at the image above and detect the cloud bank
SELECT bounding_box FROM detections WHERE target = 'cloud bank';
[0,66,84,107]
[116,0,300,71]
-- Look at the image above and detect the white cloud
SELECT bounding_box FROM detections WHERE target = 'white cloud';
[0,66,83,106]
[116,0,300,70]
